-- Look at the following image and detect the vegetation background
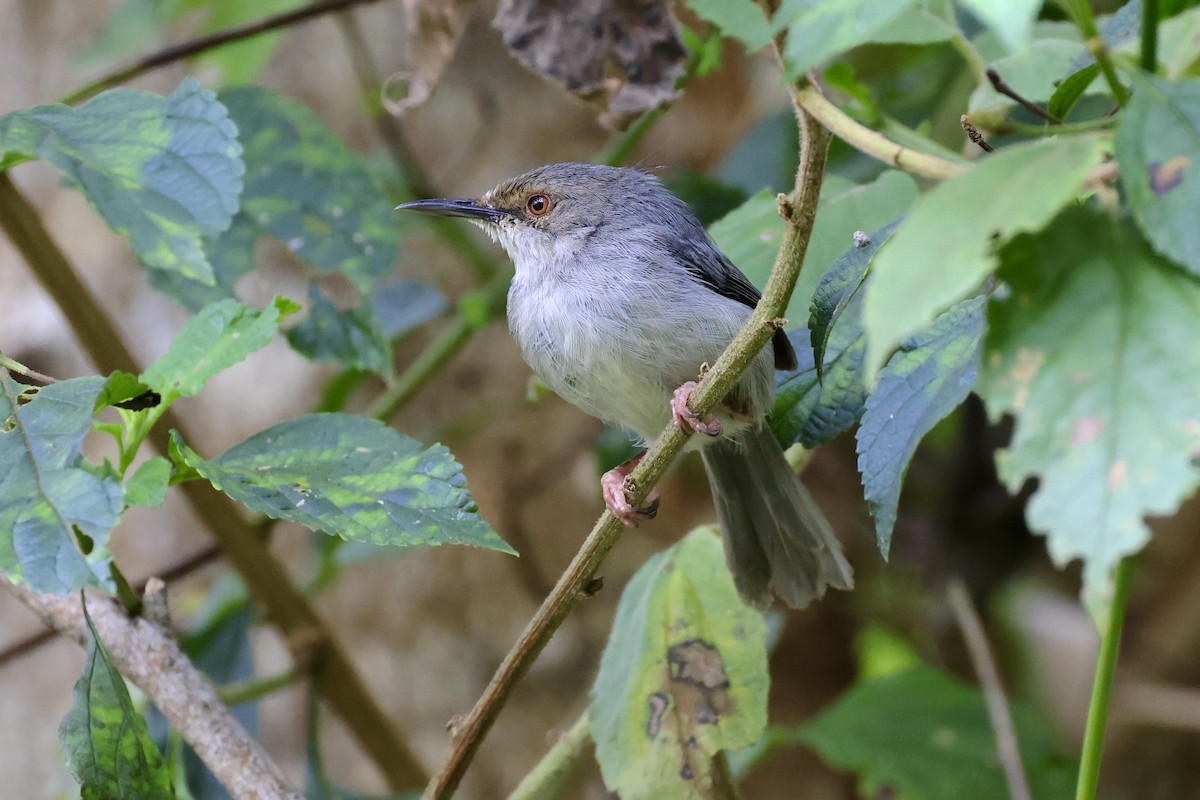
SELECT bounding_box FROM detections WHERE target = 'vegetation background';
[2,1,1199,799]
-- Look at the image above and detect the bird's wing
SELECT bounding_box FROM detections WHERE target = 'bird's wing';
[667,237,799,371]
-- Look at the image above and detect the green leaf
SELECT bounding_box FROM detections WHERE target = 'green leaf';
[796,665,1076,800]
[968,39,1091,113]
[1047,64,1102,120]
[768,221,905,449]
[590,527,768,800]
[978,208,1200,596]
[140,297,295,404]
[59,601,173,800]
[286,285,392,375]
[1116,73,1200,276]
[0,375,119,593]
[125,457,171,508]
[683,0,772,50]
[146,214,258,312]
[775,0,958,81]
[94,371,155,412]
[0,79,243,284]
[957,0,1041,53]
[372,279,447,339]
[170,414,514,554]
[858,296,985,557]
[709,170,918,320]
[863,134,1106,379]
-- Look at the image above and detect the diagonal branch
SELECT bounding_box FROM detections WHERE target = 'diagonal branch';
[421,95,834,800]
[3,577,303,800]
[61,0,386,105]
[0,171,428,791]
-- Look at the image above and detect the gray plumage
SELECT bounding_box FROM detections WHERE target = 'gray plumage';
[398,163,853,609]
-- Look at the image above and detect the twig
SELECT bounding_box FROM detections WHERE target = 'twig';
[791,83,967,182]
[987,68,1061,124]
[0,171,428,791]
[946,579,1031,800]
[506,712,593,800]
[1060,0,1129,107]
[421,89,834,800]
[1142,0,1160,73]
[0,352,59,384]
[960,115,995,153]
[3,578,304,800]
[61,0,386,105]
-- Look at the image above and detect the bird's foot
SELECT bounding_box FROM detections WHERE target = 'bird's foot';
[671,381,722,437]
[601,452,661,527]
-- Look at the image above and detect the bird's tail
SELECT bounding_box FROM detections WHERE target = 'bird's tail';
[700,424,853,609]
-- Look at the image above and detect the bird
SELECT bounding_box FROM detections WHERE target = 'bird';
[397,163,853,609]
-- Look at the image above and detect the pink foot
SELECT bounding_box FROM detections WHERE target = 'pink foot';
[671,381,722,437]
[601,452,661,527]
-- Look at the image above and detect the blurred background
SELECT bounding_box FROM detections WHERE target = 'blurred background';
[3,1,1199,798]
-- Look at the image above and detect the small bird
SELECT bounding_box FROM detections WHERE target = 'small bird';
[398,163,852,608]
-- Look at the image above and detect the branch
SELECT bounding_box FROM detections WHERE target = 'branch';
[791,83,968,182]
[3,577,303,800]
[61,0,386,105]
[946,579,1031,800]
[987,68,1061,124]
[0,171,428,791]
[421,95,834,800]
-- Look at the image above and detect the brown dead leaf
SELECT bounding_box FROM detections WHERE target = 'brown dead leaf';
[386,0,476,115]
[493,0,687,129]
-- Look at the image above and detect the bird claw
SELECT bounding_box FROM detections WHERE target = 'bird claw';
[671,381,722,437]
[601,456,660,527]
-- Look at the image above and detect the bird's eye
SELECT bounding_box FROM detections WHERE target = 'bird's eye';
[526,194,553,217]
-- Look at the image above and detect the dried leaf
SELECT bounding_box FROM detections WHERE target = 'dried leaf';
[494,0,687,129]
[386,0,475,114]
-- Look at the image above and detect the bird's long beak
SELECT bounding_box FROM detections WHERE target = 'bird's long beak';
[395,198,508,222]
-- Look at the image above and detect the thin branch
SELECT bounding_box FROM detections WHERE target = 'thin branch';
[3,578,303,800]
[791,83,968,182]
[0,171,428,791]
[421,90,834,800]
[987,68,1061,124]
[61,0,387,105]
[960,115,995,153]
[946,579,1032,800]
[506,712,593,800]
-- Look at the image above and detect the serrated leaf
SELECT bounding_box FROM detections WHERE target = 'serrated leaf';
[286,284,392,375]
[968,39,1091,113]
[1116,73,1200,276]
[146,214,258,312]
[957,0,1041,53]
[1047,64,1102,120]
[774,0,957,81]
[59,602,173,800]
[683,0,772,50]
[0,78,243,284]
[810,218,903,376]
[863,134,1106,379]
[978,208,1200,596]
[590,527,768,800]
[171,414,513,554]
[125,457,170,508]
[858,297,985,557]
[0,375,119,593]
[796,665,1076,800]
[95,371,155,412]
[771,325,866,448]
[140,297,294,403]
[709,170,918,320]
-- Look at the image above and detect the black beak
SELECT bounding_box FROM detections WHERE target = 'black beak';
[395,198,508,222]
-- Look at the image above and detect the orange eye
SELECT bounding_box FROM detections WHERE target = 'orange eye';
[526,194,552,216]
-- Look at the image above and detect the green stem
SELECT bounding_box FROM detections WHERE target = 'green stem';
[986,115,1117,138]
[1141,0,1159,73]
[506,712,593,800]
[1063,0,1129,106]
[219,667,302,707]
[1076,557,1138,800]
[421,89,834,800]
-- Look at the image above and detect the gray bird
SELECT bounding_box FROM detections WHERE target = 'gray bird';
[398,163,853,609]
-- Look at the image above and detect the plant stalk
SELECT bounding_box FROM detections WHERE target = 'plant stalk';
[1076,557,1137,800]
